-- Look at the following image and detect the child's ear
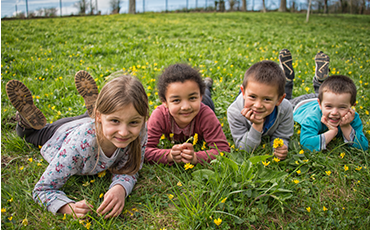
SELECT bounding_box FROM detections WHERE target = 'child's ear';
[276,93,286,106]
[95,111,101,123]
[317,99,322,110]
[162,101,168,108]
[240,85,245,96]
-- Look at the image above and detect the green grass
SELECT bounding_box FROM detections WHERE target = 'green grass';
[2,12,370,229]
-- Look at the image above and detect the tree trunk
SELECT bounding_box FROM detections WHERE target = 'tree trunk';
[242,0,247,11]
[262,0,267,12]
[279,0,287,11]
[324,0,328,13]
[306,0,311,22]
[129,0,135,14]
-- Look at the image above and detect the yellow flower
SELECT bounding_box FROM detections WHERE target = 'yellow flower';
[214,218,222,226]
[325,171,331,176]
[201,141,206,150]
[184,163,194,170]
[90,179,95,183]
[85,220,91,229]
[303,159,309,163]
[220,152,224,157]
[169,133,174,139]
[295,161,299,165]
[299,150,304,154]
[28,158,33,163]
[220,197,227,203]
[355,166,362,171]
[340,152,345,159]
[62,213,67,220]
[297,170,301,174]
[1,208,6,213]
[99,193,104,198]
[167,194,174,200]
[82,181,90,187]
[22,218,28,226]
[323,206,328,211]
[262,144,266,149]
[19,166,24,170]
[344,165,349,171]
[273,138,284,148]
[38,145,42,149]
[293,179,299,184]
[262,161,270,167]
[8,197,13,202]
[8,216,13,221]
[98,170,106,178]
[193,133,198,146]
[37,163,42,166]
[177,181,182,186]
[306,207,311,213]
[273,157,280,163]
[160,134,165,140]
[297,129,301,135]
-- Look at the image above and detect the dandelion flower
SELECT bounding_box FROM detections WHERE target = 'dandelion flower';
[221,197,227,203]
[1,208,6,213]
[214,218,222,226]
[262,161,270,167]
[98,170,106,178]
[297,170,301,174]
[169,133,174,139]
[19,166,24,170]
[325,171,331,176]
[344,165,349,171]
[193,133,198,146]
[160,134,165,140]
[355,166,362,171]
[184,163,194,170]
[167,194,174,200]
[99,193,104,198]
[177,181,182,186]
[22,218,28,226]
[28,158,33,163]
[299,150,304,154]
[323,206,328,211]
[293,179,299,184]
[37,163,42,166]
[306,207,311,213]
[273,138,284,148]
[8,216,12,221]
[8,198,13,202]
[220,152,224,157]
[340,152,345,159]
[273,157,280,163]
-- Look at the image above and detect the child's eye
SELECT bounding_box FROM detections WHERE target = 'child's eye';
[248,95,256,99]
[130,121,140,126]
[111,119,119,124]
[264,98,272,101]
[172,99,180,103]
[190,96,198,101]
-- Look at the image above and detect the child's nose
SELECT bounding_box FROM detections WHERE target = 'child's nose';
[254,100,263,108]
[181,100,191,110]
[118,125,129,136]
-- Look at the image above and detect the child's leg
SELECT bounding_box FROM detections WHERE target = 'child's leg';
[202,77,215,112]
[75,70,98,117]
[313,51,330,93]
[279,49,295,100]
[289,93,318,110]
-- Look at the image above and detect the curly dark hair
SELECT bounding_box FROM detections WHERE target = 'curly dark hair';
[157,63,205,102]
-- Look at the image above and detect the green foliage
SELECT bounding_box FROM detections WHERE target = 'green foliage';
[1,12,370,229]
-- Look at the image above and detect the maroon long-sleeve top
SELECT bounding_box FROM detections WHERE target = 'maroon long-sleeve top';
[145,103,230,164]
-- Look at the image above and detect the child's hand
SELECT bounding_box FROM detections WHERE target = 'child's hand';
[241,107,265,124]
[274,144,288,160]
[321,115,338,133]
[97,185,126,219]
[169,144,183,163]
[180,143,197,164]
[340,109,355,127]
[58,199,93,219]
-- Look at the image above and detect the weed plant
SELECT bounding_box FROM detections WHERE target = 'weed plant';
[1,12,370,229]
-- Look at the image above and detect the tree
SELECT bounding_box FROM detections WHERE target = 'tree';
[110,0,121,14]
[279,0,287,11]
[306,0,312,22]
[262,0,267,12]
[241,0,247,11]
[129,0,136,14]
[74,0,88,14]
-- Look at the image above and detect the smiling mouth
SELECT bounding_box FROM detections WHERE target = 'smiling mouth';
[115,137,130,142]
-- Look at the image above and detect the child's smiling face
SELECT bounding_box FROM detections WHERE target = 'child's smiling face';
[162,80,202,128]
[242,80,285,120]
[318,91,352,127]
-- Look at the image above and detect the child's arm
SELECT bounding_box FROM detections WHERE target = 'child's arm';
[192,107,230,164]
[340,111,369,150]
[299,116,328,152]
[320,115,339,145]
[96,185,126,219]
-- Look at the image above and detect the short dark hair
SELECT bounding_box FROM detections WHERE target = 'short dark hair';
[318,75,357,105]
[157,63,205,102]
[242,60,286,97]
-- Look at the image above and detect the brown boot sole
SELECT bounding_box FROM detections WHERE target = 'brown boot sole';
[75,70,98,117]
[6,80,46,130]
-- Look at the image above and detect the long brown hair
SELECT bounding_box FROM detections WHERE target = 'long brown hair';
[93,74,148,175]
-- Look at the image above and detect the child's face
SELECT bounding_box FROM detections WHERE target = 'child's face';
[241,80,285,120]
[96,103,144,154]
[162,80,202,128]
[318,91,352,127]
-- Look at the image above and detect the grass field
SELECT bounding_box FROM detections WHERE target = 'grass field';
[1,12,370,229]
